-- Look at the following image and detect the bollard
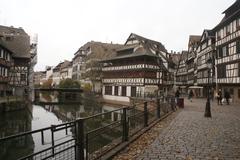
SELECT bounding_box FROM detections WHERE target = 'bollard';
[144,102,148,127]
[157,98,160,118]
[76,119,85,160]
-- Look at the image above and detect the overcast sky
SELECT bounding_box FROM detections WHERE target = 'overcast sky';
[0,0,235,71]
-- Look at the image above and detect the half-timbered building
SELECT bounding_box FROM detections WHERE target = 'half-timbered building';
[186,35,201,96]
[73,41,122,93]
[101,33,170,103]
[0,44,12,96]
[176,51,188,93]
[0,25,32,97]
[214,0,240,103]
[196,30,216,97]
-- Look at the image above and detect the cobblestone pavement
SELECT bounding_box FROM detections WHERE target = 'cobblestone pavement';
[137,98,240,160]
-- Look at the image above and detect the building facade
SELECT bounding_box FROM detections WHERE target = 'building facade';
[101,33,171,103]
[214,0,240,103]
[0,25,35,98]
[73,41,122,92]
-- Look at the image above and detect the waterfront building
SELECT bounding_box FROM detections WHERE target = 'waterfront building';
[101,33,171,103]
[0,44,12,96]
[60,60,72,79]
[72,48,86,81]
[73,41,122,92]
[52,62,62,85]
[214,0,240,103]
[33,71,46,86]
[0,25,37,98]
[46,66,54,80]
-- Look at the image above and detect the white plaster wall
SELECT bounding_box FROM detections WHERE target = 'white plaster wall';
[127,86,131,96]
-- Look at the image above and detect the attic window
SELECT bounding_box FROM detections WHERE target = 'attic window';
[6,36,13,41]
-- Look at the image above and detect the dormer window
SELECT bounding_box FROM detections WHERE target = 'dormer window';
[5,36,13,41]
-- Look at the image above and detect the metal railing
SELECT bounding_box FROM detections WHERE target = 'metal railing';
[0,98,176,160]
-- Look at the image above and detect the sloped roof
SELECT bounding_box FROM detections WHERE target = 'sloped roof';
[125,33,168,53]
[103,33,168,63]
[78,41,123,61]
[214,0,240,30]
[0,25,30,58]
[60,60,72,69]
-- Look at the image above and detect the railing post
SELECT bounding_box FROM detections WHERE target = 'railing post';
[122,107,128,142]
[76,119,85,160]
[144,102,148,127]
[157,98,160,118]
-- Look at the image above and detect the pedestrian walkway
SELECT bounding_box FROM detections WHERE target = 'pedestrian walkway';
[137,98,240,160]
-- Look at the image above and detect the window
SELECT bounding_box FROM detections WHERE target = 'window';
[226,63,238,78]
[105,86,112,95]
[131,86,136,97]
[20,74,26,81]
[226,24,231,35]
[237,41,240,54]
[218,48,222,58]
[121,86,126,96]
[222,46,228,57]
[229,42,236,55]
[5,69,7,77]
[217,64,226,78]
[237,18,240,30]
[114,86,118,96]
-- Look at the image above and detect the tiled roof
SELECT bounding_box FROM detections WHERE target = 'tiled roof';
[0,25,30,58]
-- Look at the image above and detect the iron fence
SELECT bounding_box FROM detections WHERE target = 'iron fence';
[0,97,176,160]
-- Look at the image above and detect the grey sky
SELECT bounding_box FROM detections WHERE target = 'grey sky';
[0,0,234,71]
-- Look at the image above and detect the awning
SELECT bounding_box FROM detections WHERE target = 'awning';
[188,86,203,89]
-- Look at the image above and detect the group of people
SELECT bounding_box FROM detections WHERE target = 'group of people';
[175,89,231,105]
[216,89,230,105]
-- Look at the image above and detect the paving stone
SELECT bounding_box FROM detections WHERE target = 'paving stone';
[114,98,240,160]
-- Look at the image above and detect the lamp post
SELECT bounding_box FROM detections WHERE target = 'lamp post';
[204,58,212,118]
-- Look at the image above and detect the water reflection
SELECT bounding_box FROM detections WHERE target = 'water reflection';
[0,92,124,160]
[0,107,34,160]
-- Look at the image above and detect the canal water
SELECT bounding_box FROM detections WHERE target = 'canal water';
[0,92,123,160]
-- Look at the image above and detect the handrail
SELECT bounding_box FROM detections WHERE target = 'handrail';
[0,97,176,160]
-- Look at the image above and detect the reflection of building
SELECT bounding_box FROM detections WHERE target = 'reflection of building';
[101,33,170,103]
[0,25,37,99]
[0,106,34,159]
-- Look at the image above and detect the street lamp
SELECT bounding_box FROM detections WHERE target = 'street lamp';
[204,58,212,117]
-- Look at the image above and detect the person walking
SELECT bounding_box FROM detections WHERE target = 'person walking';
[175,90,180,102]
[189,90,194,102]
[224,90,230,105]
[217,89,222,105]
